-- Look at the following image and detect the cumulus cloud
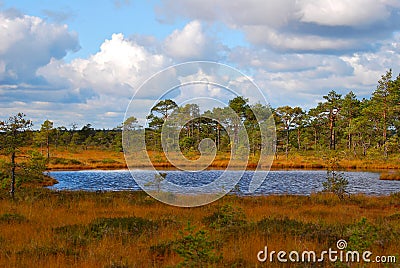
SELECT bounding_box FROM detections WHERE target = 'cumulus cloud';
[38,20,224,102]
[34,33,178,127]
[163,20,220,61]
[38,33,170,97]
[156,0,296,27]
[298,0,390,26]
[0,11,79,82]
[241,25,362,52]
[229,47,354,75]
[157,0,400,52]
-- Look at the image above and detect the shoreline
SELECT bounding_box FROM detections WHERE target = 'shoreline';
[45,162,400,172]
[44,164,400,185]
[16,148,397,172]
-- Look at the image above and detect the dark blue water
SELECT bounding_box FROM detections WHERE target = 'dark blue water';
[47,169,400,196]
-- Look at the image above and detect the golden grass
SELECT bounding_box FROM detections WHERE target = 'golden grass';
[0,147,400,171]
[47,148,126,170]
[28,146,399,171]
[0,189,399,267]
[380,171,400,180]
[2,146,400,171]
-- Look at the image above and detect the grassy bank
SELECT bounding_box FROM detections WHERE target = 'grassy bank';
[380,171,400,181]
[41,148,400,171]
[0,189,399,267]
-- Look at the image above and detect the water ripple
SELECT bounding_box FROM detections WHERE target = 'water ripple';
[47,169,400,196]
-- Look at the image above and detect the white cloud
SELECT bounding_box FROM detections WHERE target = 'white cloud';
[163,20,222,61]
[38,33,170,97]
[34,33,178,128]
[0,11,79,81]
[298,0,390,26]
[230,47,354,74]
[242,25,358,51]
[156,0,297,27]
[157,0,400,52]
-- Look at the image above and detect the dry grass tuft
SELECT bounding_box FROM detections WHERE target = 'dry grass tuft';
[380,171,400,180]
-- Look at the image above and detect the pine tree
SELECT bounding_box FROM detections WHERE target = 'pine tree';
[0,113,32,198]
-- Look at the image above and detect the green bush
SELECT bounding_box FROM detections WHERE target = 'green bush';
[24,150,46,177]
[54,216,159,246]
[174,222,221,267]
[53,223,88,246]
[346,218,377,252]
[322,170,349,200]
[50,157,82,165]
[203,204,246,229]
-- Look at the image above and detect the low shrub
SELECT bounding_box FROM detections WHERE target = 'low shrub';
[0,213,27,223]
[257,217,345,244]
[54,216,159,245]
[88,216,158,239]
[174,222,222,267]
[50,157,82,165]
[322,170,349,200]
[203,204,246,229]
[346,218,377,252]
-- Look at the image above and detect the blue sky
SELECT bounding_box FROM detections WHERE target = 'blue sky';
[1,0,400,129]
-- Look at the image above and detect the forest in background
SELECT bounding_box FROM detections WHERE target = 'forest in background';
[1,70,399,159]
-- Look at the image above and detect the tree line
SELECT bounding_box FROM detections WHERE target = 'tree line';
[1,70,399,159]
[143,70,400,159]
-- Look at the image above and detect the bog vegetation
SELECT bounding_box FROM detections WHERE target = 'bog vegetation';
[0,189,399,267]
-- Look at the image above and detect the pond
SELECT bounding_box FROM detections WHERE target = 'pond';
[47,169,400,196]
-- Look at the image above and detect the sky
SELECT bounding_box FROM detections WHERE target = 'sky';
[1,0,400,129]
